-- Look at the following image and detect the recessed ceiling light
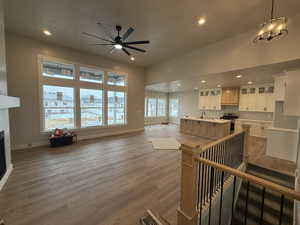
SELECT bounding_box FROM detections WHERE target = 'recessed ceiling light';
[248,81,253,85]
[114,44,123,49]
[198,17,206,25]
[43,30,52,36]
[201,80,206,83]
[130,56,135,61]
[236,74,242,78]
[217,84,221,88]
[194,87,199,90]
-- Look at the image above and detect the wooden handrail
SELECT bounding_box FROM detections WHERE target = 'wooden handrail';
[181,131,245,153]
[195,157,300,201]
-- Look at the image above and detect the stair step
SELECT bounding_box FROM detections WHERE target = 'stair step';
[238,188,294,219]
[247,164,295,188]
[239,182,294,212]
[234,199,292,225]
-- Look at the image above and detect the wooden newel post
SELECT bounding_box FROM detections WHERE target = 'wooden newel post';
[242,124,250,165]
[177,144,200,225]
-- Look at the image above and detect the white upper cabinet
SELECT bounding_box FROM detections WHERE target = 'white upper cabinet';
[199,88,221,110]
[274,76,286,101]
[284,70,300,116]
[239,84,274,113]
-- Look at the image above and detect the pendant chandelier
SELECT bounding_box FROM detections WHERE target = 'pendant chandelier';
[253,0,288,43]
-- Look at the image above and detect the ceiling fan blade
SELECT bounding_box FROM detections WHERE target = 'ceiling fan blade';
[122,48,131,56]
[97,22,115,40]
[89,43,114,46]
[124,45,146,53]
[82,32,113,43]
[122,27,134,41]
[123,40,150,45]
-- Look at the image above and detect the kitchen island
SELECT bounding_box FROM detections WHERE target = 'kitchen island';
[180,117,231,140]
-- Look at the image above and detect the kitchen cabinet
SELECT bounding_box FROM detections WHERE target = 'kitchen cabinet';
[274,76,286,101]
[235,119,273,138]
[284,70,300,116]
[239,84,274,112]
[221,87,239,105]
[199,88,221,110]
[256,86,275,112]
[180,118,230,139]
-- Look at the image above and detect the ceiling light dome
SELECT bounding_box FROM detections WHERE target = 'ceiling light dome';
[254,0,288,43]
[114,44,123,49]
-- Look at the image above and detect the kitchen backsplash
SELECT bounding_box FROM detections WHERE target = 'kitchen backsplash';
[198,105,273,121]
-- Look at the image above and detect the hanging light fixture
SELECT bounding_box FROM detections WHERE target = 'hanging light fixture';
[253,0,288,43]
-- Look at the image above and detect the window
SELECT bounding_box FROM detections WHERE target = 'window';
[80,89,103,127]
[157,98,166,117]
[147,98,157,117]
[107,91,126,125]
[42,60,74,80]
[107,72,126,86]
[80,67,104,83]
[43,85,75,130]
[169,98,179,117]
[39,56,128,131]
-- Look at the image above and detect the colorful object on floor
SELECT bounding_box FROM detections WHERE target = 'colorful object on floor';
[49,128,77,147]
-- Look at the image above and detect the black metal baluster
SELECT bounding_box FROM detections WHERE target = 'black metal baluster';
[260,187,266,225]
[204,151,208,203]
[244,181,250,225]
[208,167,215,225]
[219,171,225,225]
[231,176,237,225]
[279,194,284,225]
[199,161,204,225]
[197,157,201,208]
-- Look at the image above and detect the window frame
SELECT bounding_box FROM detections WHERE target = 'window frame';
[38,55,128,132]
[169,98,179,118]
[144,95,167,118]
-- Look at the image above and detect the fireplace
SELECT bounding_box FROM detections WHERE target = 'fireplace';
[0,131,6,180]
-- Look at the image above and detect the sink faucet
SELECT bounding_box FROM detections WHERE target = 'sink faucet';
[200,111,205,119]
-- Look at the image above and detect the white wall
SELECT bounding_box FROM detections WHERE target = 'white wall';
[0,0,13,188]
[144,91,168,125]
[146,13,300,85]
[6,33,146,149]
[169,91,199,124]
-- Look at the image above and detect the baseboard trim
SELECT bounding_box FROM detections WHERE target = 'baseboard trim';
[12,128,145,150]
[78,128,145,141]
[0,164,13,191]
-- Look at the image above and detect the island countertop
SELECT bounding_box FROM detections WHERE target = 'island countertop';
[180,117,231,124]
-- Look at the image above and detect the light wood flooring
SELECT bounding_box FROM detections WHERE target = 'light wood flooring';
[0,125,211,225]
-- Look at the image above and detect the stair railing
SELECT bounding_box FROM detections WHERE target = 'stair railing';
[194,157,300,225]
[177,125,250,225]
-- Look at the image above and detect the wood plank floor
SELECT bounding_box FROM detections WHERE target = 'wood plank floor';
[0,125,211,225]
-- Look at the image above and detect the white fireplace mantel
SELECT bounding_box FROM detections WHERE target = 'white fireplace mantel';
[0,95,20,109]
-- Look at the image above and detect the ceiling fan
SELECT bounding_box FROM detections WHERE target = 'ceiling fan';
[83,23,150,57]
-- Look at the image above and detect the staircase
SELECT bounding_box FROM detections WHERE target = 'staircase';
[232,164,295,225]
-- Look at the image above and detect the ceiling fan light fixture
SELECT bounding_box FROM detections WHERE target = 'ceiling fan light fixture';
[254,0,288,43]
[198,17,206,25]
[114,44,123,49]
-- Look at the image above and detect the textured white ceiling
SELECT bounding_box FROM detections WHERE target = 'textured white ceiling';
[4,0,300,66]
[145,59,300,92]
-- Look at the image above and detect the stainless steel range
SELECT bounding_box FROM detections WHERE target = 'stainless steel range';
[220,113,239,133]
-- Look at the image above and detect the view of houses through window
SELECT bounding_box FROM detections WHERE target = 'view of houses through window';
[40,56,127,131]
[144,96,167,117]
